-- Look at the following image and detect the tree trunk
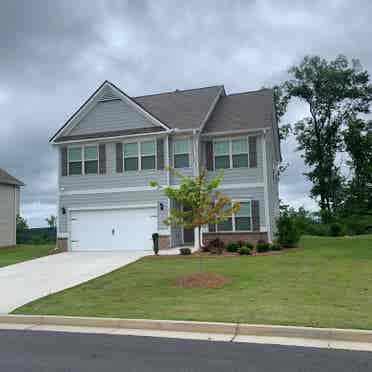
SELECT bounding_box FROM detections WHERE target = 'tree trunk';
[194,227,201,251]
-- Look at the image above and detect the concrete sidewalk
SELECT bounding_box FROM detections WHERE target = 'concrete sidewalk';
[2,315,372,352]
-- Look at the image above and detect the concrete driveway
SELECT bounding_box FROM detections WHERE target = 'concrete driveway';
[0,251,148,314]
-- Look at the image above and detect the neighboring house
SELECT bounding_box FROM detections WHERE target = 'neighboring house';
[50,81,280,252]
[0,168,23,247]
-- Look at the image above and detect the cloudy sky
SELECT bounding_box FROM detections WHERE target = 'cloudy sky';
[1,0,372,227]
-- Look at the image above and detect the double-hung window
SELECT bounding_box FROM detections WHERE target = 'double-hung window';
[232,138,248,168]
[68,147,83,175]
[123,142,138,171]
[215,200,252,232]
[174,139,190,168]
[140,140,156,170]
[234,201,252,231]
[213,137,249,169]
[214,140,230,169]
[84,146,98,174]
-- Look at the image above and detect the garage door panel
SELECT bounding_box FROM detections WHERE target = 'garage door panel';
[70,207,157,251]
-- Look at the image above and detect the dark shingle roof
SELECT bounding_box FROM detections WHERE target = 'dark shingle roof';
[203,88,275,133]
[135,86,223,130]
[0,168,24,186]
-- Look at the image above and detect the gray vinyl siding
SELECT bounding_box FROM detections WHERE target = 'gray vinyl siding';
[58,190,169,234]
[201,134,264,185]
[68,99,157,136]
[0,184,18,247]
[170,199,183,247]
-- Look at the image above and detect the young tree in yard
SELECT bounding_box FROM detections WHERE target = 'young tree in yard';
[283,55,372,221]
[45,215,57,228]
[150,169,240,250]
[343,117,372,214]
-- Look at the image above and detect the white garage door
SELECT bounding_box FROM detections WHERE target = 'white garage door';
[70,207,157,251]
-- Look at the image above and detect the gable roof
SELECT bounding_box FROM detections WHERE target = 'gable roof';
[135,86,224,130]
[203,89,275,133]
[0,168,24,186]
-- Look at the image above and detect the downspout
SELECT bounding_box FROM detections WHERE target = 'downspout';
[192,129,202,250]
[262,129,272,242]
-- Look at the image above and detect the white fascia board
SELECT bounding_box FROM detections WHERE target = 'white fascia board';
[60,182,264,196]
[52,131,167,145]
[201,127,270,137]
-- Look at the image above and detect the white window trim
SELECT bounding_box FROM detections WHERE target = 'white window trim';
[215,199,253,233]
[213,136,250,171]
[122,138,157,172]
[173,137,191,169]
[67,144,99,176]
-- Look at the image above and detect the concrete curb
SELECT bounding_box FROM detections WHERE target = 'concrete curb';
[2,315,372,345]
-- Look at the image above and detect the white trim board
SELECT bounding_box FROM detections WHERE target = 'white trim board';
[59,183,265,196]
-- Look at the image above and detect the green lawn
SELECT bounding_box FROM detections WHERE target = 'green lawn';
[14,235,372,330]
[0,244,54,268]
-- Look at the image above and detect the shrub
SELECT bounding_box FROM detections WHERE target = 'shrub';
[271,242,282,251]
[329,223,343,237]
[238,246,251,255]
[180,247,191,255]
[276,212,301,248]
[226,242,239,253]
[205,238,225,255]
[236,240,246,248]
[256,240,271,253]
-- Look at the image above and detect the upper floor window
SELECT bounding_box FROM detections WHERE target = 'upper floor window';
[174,139,190,168]
[141,140,156,170]
[68,147,82,175]
[214,137,249,169]
[68,145,99,175]
[84,146,98,174]
[123,142,139,171]
[123,139,156,171]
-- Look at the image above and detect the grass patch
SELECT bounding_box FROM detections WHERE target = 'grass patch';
[13,235,372,330]
[0,244,54,268]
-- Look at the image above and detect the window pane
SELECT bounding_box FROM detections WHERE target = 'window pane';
[235,217,251,231]
[214,141,229,155]
[174,139,189,154]
[232,154,248,168]
[141,141,155,155]
[217,217,233,231]
[69,162,82,175]
[85,160,98,174]
[124,143,138,157]
[124,157,138,171]
[84,146,97,161]
[68,147,82,162]
[141,156,155,170]
[236,201,251,216]
[232,138,247,154]
[215,155,230,169]
[174,154,189,168]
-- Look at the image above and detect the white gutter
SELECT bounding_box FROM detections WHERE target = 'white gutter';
[201,127,270,137]
[52,131,169,145]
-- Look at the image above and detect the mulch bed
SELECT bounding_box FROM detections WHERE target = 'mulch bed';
[173,272,232,289]
[146,247,302,259]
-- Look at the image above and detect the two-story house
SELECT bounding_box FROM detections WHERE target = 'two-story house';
[50,81,280,252]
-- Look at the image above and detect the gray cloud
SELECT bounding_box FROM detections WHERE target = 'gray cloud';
[1,0,372,226]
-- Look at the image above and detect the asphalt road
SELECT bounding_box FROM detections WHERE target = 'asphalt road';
[1,330,372,372]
